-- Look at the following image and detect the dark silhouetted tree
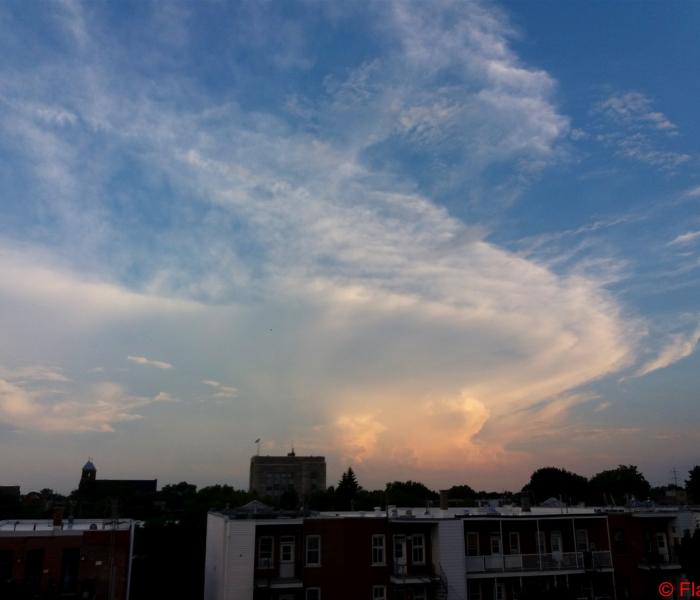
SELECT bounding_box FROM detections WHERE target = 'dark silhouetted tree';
[686,466,700,503]
[336,468,361,510]
[589,465,650,505]
[522,467,589,505]
[385,481,438,507]
[448,485,477,506]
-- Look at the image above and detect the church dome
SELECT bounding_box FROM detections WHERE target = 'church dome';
[82,459,96,472]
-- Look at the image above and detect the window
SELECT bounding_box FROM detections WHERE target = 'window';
[468,582,482,600]
[258,536,274,568]
[466,532,479,556]
[536,531,546,554]
[490,533,502,555]
[411,534,425,564]
[0,551,13,581]
[371,534,386,565]
[551,531,562,553]
[393,535,405,561]
[306,588,321,600]
[509,532,520,554]
[575,529,589,552]
[372,585,387,600]
[413,588,427,600]
[495,583,506,600]
[306,535,321,566]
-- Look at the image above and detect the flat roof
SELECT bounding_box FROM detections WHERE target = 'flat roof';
[0,519,133,533]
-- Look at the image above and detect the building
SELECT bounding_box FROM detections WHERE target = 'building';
[76,459,157,518]
[204,498,625,600]
[463,508,615,599]
[205,505,449,600]
[607,507,700,600]
[0,516,134,600]
[249,452,326,500]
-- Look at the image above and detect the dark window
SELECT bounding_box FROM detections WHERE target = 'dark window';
[0,551,13,581]
[613,529,626,552]
[60,548,80,592]
[24,549,44,590]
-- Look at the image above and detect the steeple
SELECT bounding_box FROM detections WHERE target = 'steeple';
[80,457,97,489]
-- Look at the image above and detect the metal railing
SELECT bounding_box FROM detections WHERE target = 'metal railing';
[467,550,614,573]
[467,552,582,572]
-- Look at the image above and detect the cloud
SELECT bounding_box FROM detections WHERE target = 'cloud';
[0,0,646,482]
[201,380,237,399]
[635,325,700,377]
[598,92,678,132]
[127,355,174,370]
[0,365,71,383]
[669,231,700,246]
[594,91,690,170]
[684,185,700,198]
[0,379,170,433]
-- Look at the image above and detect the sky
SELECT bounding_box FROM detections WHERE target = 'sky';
[0,0,699,495]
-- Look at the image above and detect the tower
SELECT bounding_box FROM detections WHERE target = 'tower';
[79,458,97,491]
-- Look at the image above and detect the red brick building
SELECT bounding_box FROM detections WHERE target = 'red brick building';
[0,517,134,600]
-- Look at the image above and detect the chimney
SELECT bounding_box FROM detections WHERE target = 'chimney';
[52,508,64,530]
[521,495,531,512]
[439,490,449,511]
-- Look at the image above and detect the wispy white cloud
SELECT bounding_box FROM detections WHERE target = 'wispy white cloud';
[635,324,700,377]
[684,185,700,198]
[594,91,690,170]
[0,365,70,384]
[598,92,678,132]
[201,380,238,399]
[0,0,649,482]
[0,379,170,433]
[669,231,700,246]
[127,355,174,370]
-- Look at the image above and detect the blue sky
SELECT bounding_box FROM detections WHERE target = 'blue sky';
[0,0,699,494]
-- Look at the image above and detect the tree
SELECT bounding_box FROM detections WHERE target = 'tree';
[522,467,589,505]
[158,482,198,511]
[448,485,477,506]
[385,481,438,507]
[589,465,651,505]
[686,466,700,503]
[336,468,361,510]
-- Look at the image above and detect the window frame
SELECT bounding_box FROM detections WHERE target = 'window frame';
[411,534,426,565]
[466,532,480,556]
[509,531,520,554]
[257,536,274,569]
[371,534,386,566]
[372,585,387,600]
[413,587,427,600]
[490,533,502,555]
[305,587,321,600]
[575,529,589,552]
[305,534,321,567]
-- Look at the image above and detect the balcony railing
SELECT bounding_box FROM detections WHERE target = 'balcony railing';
[467,551,612,573]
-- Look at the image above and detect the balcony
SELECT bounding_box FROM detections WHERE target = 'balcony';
[466,551,613,574]
[638,552,681,570]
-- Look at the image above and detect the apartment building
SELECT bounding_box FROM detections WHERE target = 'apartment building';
[205,502,700,600]
[204,504,457,600]
[608,508,699,600]
[249,453,326,499]
[0,516,134,600]
[463,509,615,600]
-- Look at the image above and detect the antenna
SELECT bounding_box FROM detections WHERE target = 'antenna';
[255,438,261,456]
[671,468,679,488]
